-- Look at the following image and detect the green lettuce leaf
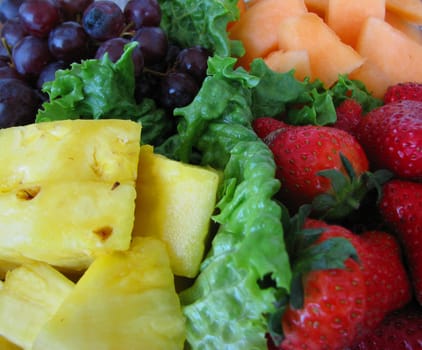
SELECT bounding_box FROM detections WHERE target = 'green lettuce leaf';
[35,43,172,145]
[175,56,291,349]
[158,0,244,57]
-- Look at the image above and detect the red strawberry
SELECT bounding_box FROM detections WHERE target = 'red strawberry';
[350,302,422,350]
[357,230,412,332]
[379,179,422,304]
[264,122,369,215]
[332,98,362,137]
[356,100,422,181]
[383,82,422,104]
[280,220,368,350]
[252,117,287,139]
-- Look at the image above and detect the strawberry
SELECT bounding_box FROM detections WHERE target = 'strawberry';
[279,218,368,350]
[332,98,362,138]
[379,179,422,304]
[261,122,370,217]
[350,302,422,350]
[356,100,422,181]
[383,82,422,104]
[252,116,286,139]
[270,214,411,350]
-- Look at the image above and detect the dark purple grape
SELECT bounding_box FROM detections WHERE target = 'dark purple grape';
[175,46,211,83]
[132,26,167,65]
[0,41,10,61]
[48,21,89,62]
[0,78,41,128]
[95,37,144,76]
[1,17,28,49]
[123,0,161,29]
[36,60,66,89]
[12,35,52,77]
[18,0,62,38]
[135,71,159,102]
[82,1,125,41]
[159,72,199,109]
[56,0,93,20]
[0,0,25,22]
[0,60,8,68]
[0,65,24,80]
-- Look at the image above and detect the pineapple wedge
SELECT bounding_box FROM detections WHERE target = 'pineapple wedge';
[0,119,141,270]
[0,119,141,192]
[0,181,136,269]
[133,145,220,278]
[33,237,186,350]
[0,262,74,349]
[0,336,21,350]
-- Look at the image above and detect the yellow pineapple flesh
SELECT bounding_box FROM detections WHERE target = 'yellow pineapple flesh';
[33,237,186,350]
[0,262,74,349]
[0,119,141,270]
[133,145,220,278]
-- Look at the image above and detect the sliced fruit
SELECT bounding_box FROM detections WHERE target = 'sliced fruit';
[0,262,74,349]
[33,237,186,350]
[354,17,422,95]
[264,49,312,80]
[229,0,308,68]
[386,0,422,24]
[385,10,422,45]
[133,145,220,278]
[304,0,328,17]
[277,12,364,87]
[0,119,141,192]
[325,0,386,47]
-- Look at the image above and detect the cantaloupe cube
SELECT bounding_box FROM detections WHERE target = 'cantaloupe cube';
[385,10,422,45]
[305,0,328,17]
[355,17,422,90]
[349,60,393,98]
[229,0,308,69]
[278,12,364,87]
[386,0,422,24]
[133,145,220,278]
[264,49,312,81]
[326,0,385,47]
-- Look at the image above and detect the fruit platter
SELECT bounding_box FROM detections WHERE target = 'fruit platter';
[0,0,421,349]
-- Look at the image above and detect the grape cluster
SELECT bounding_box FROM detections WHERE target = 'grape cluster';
[0,0,211,128]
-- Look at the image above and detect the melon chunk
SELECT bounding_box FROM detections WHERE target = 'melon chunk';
[385,10,422,45]
[229,0,308,68]
[349,60,393,98]
[355,17,422,90]
[264,49,312,81]
[305,0,328,17]
[386,0,422,24]
[278,12,364,87]
[326,0,386,47]
[133,145,220,278]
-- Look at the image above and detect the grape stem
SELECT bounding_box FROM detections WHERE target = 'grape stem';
[0,37,13,67]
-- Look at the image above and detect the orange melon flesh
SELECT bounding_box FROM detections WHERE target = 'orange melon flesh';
[227,0,247,31]
[355,17,422,89]
[264,49,312,81]
[305,0,328,17]
[277,12,364,88]
[349,60,393,98]
[385,10,422,45]
[326,0,386,47]
[229,0,308,69]
[386,0,422,24]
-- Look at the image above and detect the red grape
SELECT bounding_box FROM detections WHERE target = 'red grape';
[159,72,199,109]
[82,1,125,41]
[1,17,28,49]
[0,0,24,22]
[132,26,167,65]
[12,35,52,77]
[124,0,161,29]
[175,46,211,83]
[48,21,89,62]
[18,0,62,38]
[56,0,93,20]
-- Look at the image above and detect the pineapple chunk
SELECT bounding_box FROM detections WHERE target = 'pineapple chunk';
[0,181,136,270]
[0,119,141,192]
[33,237,186,350]
[0,119,141,270]
[133,145,220,278]
[0,336,21,350]
[0,262,74,349]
